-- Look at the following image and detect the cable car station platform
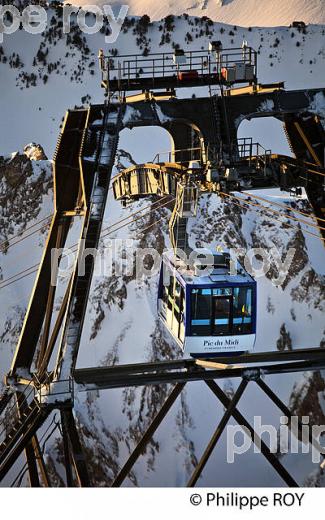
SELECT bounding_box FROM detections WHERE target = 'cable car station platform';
[99,46,257,93]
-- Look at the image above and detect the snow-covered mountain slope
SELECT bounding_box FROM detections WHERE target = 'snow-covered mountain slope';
[69,0,325,26]
[0,7,325,486]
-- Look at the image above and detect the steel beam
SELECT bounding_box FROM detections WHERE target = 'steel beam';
[60,410,75,487]
[112,383,185,487]
[37,221,67,370]
[31,435,51,487]
[61,409,90,487]
[74,347,324,382]
[256,377,325,456]
[0,405,49,483]
[74,358,325,390]
[24,442,40,487]
[10,109,89,375]
[16,392,40,487]
[187,379,248,487]
[38,275,73,377]
[206,380,299,487]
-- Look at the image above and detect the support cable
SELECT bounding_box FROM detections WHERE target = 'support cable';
[0,196,174,290]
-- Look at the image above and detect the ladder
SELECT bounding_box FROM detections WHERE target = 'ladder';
[209,90,222,166]
[169,182,199,256]
[54,103,124,380]
[0,397,49,482]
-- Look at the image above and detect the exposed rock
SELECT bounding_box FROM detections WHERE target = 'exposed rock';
[0,151,52,250]
[115,148,138,171]
[276,323,292,351]
[89,270,134,340]
[280,228,309,289]
[266,296,275,314]
[289,372,325,427]
[291,269,325,311]
[23,143,48,161]
[251,225,308,289]
[0,153,31,187]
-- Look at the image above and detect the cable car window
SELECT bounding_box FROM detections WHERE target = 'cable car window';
[179,285,185,313]
[162,286,167,303]
[174,279,182,322]
[191,288,211,335]
[162,279,169,304]
[174,280,182,306]
[177,285,185,339]
[190,285,254,336]
[166,276,174,310]
[212,296,230,335]
[212,288,232,296]
[232,287,253,333]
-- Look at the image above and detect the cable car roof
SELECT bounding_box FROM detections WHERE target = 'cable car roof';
[162,250,255,286]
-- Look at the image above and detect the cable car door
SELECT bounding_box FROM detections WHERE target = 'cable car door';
[211,295,231,335]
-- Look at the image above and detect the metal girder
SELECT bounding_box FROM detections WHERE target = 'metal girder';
[37,221,67,370]
[187,379,248,487]
[17,392,40,487]
[205,380,299,487]
[0,403,50,483]
[74,347,324,381]
[74,354,325,390]
[60,409,90,487]
[23,441,40,487]
[9,214,71,372]
[31,435,51,487]
[10,109,90,375]
[38,276,73,377]
[112,383,185,487]
[284,113,325,241]
[108,373,309,488]
[60,410,75,487]
[54,103,124,382]
[187,376,324,487]
[256,377,325,457]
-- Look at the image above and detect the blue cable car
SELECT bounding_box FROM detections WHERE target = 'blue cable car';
[158,251,256,357]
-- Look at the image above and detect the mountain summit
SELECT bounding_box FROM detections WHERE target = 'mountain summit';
[67,0,325,26]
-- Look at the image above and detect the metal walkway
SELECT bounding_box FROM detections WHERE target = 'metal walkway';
[100,47,257,93]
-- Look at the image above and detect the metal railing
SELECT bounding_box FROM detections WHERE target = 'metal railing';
[152,147,203,165]
[220,46,256,72]
[237,138,271,161]
[100,47,257,87]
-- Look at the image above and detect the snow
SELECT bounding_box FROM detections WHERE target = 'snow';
[68,0,325,27]
[308,91,325,126]
[155,105,172,124]
[122,106,142,125]
[258,99,275,112]
[1,10,325,156]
